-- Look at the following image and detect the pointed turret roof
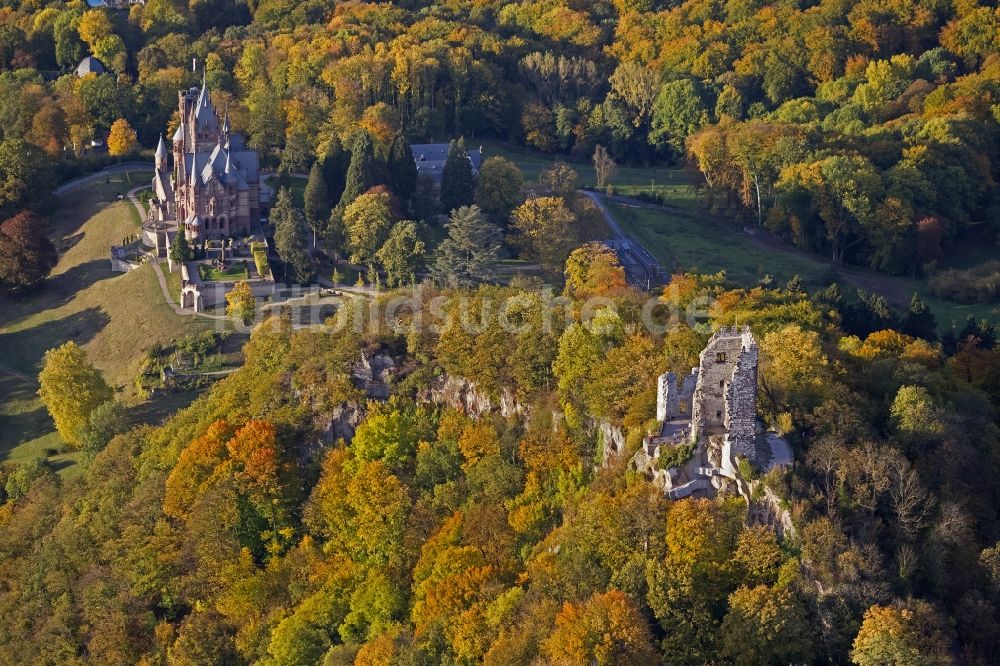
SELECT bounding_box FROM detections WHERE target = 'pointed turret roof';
[194,74,219,132]
[155,134,167,160]
[172,121,184,143]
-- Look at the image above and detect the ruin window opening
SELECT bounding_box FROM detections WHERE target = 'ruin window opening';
[716,352,727,362]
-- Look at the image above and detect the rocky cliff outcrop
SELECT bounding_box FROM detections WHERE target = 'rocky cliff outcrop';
[418,375,528,419]
[320,402,365,443]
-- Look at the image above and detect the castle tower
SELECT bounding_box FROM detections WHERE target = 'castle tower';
[690,326,759,459]
[155,134,168,171]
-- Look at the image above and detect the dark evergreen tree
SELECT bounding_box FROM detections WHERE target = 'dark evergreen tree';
[303,161,330,249]
[439,138,476,214]
[901,293,937,341]
[322,136,349,205]
[430,205,503,287]
[337,131,378,211]
[169,226,192,265]
[388,132,418,204]
[272,187,313,283]
[842,289,897,337]
[960,316,997,349]
[324,208,347,265]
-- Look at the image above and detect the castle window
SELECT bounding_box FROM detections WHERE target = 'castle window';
[716,410,722,419]
[719,380,724,388]
[716,352,727,363]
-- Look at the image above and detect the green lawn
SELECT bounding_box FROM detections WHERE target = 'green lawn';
[0,171,215,473]
[265,174,307,207]
[478,140,700,208]
[199,261,250,282]
[160,261,182,303]
[611,204,832,287]
[609,203,1000,330]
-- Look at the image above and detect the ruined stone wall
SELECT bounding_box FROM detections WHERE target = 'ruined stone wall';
[658,369,699,422]
[724,329,758,458]
[691,328,753,440]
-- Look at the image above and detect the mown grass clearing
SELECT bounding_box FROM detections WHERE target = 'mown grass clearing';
[478,140,700,208]
[0,171,216,473]
[264,174,307,207]
[611,204,1000,330]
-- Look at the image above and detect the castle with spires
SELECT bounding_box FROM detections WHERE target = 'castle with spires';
[148,75,262,250]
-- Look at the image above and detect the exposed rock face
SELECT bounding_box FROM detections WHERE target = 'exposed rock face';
[321,402,365,443]
[418,375,527,419]
[351,352,396,399]
[596,420,625,462]
[748,488,796,540]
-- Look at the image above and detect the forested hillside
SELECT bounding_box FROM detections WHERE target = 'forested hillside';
[2,275,1000,664]
[2,0,1000,664]
[0,0,999,274]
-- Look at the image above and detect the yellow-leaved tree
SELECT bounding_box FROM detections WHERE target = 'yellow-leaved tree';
[37,341,113,447]
[107,118,137,156]
[225,280,256,325]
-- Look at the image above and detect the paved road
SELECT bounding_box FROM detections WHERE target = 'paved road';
[53,161,155,197]
[580,190,664,289]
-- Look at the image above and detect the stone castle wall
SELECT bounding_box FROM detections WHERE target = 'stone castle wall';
[691,327,757,442]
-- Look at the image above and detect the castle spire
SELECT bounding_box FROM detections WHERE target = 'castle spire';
[155,133,167,167]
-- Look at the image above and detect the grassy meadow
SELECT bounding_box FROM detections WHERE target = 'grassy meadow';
[0,171,215,473]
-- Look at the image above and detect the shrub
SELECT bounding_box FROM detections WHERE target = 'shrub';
[251,242,271,278]
[656,441,695,470]
[928,261,1000,303]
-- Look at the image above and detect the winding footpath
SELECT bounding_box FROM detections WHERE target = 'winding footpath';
[124,185,229,321]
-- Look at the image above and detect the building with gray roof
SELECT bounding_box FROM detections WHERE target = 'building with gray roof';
[147,74,263,247]
[75,56,106,77]
[411,142,483,183]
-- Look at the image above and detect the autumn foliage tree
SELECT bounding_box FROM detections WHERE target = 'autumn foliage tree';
[225,280,256,325]
[563,241,628,299]
[542,591,657,665]
[37,341,113,447]
[0,211,56,294]
[106,118,137,156]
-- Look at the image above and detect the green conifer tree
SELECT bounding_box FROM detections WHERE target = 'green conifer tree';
[337,131,377,211]
[169,227,192,265]
[322,136,348,204]
[303,161,330,249]
[439,138,476,214]
[388,132,417,204]
[273,188,313,283]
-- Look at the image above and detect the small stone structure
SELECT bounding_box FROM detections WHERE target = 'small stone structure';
[109,245,144,273]
[631,326,792,501]
[179,261,274,312]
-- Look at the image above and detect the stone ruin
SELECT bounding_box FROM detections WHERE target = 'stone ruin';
[632,326,792,501]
